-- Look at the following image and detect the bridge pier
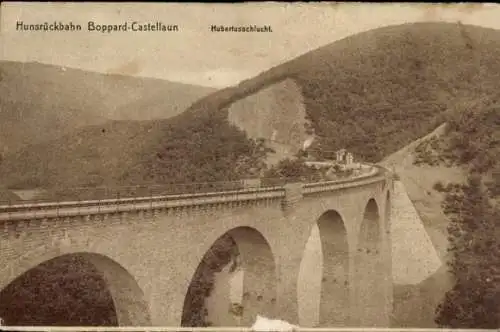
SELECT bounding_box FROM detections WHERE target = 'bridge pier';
[230,229,277,326]
[275,250,302,325]
[351,198,392,327]
[274,183,307,325]
[383,191,394,325]
[88,254,152,326]
[316,210,351,327]
[148,271,196,327]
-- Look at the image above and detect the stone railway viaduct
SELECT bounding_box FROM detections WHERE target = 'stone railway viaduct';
[0,166,394,327]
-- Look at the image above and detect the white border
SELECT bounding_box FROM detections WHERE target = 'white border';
[0,328,496,332]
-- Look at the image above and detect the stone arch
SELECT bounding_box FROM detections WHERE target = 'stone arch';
[0,251,151,326]
[298,209,349,327]
[181,226,277,327]
[359,199,381,253]
[355,198,383,326]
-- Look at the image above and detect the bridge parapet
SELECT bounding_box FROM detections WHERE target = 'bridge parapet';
[0,187,285,222]
[0,165,390,222]
[303,172,385,195]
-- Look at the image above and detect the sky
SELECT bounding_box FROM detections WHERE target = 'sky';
[1,2,500,88]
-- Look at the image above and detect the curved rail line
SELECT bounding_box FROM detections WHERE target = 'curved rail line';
[0,165,391,222]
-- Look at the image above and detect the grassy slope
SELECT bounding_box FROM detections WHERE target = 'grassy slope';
[0,120,161,189]
[382,124,467,259]
[0,189,21,203]
[382,126,461,327]
[0,61,215,154]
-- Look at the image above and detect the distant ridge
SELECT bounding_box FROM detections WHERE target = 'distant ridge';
[0,60,216,153]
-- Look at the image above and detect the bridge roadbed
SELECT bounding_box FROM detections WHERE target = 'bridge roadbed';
[0,166,387,222]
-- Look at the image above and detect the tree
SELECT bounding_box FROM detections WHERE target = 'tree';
[435,174,500,328]
[0,255,117,326]
[181,235,239,327]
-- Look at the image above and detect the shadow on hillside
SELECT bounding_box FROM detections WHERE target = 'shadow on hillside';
[392,265,453,327]
[0,190,22,204]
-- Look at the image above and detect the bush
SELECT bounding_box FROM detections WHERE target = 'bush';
[433,181,446,192]
[435,174,500,328]
[181,234,239,327]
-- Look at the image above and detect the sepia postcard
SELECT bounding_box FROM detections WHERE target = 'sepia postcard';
[0,2,499,331]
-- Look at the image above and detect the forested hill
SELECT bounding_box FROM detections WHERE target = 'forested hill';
[186,22,500,162]
[0,110,269,191]
[3,22,500,192]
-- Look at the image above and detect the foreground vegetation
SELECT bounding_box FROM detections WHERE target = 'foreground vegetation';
[181,235,240,327]
[0,255,116,326]
[414,106,500,328]
[435,175,500,328]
